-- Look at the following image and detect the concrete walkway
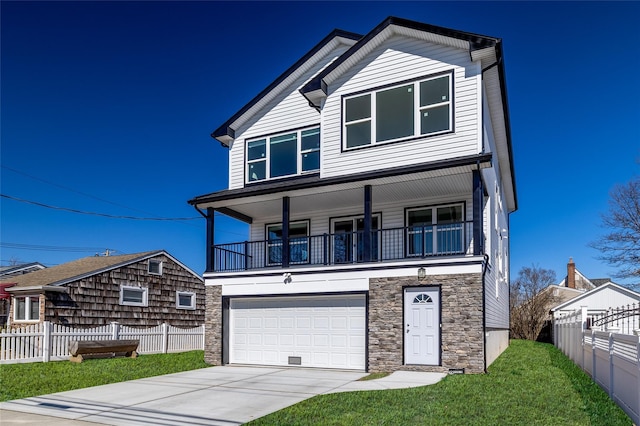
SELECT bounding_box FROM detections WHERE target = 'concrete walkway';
[0,366,446,425]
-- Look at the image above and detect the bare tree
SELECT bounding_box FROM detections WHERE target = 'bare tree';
[510,265,557,341]
[591,176,640,284]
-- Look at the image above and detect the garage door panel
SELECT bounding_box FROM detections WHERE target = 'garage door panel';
[230,295,365,370]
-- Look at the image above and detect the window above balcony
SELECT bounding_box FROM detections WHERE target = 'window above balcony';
[246,126,320,183]
[343,72,453,150]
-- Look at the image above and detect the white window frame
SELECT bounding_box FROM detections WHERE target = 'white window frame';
[120,285,148,307]
[176,291,196,310]
[148,259,162,276]
[13,295,40,322]
[246,126,320,183]
[343,72,453,150]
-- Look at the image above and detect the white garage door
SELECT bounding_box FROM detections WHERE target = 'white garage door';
[229,294,366,370]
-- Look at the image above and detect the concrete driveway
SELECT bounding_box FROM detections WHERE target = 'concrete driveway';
[0,366,445,425]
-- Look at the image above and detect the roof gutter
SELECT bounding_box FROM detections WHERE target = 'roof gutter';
[7,285,68,294]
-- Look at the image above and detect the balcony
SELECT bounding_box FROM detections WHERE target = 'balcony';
[211,221,475,272]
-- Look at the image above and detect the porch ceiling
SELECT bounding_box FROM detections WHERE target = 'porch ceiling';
[205,165,479,221]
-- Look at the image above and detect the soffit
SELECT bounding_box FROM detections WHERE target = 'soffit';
[206,166,476,220]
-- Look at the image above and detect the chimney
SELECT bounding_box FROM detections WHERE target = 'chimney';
[567,258,575,289]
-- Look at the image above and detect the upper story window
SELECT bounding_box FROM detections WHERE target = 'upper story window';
[246,126,320,183]
[343,72,453,150]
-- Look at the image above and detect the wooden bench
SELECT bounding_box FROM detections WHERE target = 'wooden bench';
[68,339,139,363]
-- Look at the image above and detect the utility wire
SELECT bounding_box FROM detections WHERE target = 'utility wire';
[1,194,201,221]
[1,164,162,217]
[0,242,115,253]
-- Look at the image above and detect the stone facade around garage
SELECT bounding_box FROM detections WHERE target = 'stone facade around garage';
[204,285,222,365]
[368,273,484,373]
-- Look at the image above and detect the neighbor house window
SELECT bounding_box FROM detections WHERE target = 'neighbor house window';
[176,291,196,310]
[406,203,464,256]
[247,126,320,182]
[344,72,452,149]
[266,221,310,265]
[13,295,40,321]
[148,260,162,275]
[120,286,148,307]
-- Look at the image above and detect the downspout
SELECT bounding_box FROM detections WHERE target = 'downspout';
[481,253,490,373]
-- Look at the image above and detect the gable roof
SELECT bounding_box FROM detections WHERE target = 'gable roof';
[208,16,516,212]
[550,282,640,313]
[211,29,361,146]
[2,250,203,291]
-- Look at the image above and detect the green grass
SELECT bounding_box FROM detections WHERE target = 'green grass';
[248,340,631,425]
[0,350,209,402]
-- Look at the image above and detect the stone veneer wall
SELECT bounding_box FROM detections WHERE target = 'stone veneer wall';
[368,273,484,373]
[204,285,222,365]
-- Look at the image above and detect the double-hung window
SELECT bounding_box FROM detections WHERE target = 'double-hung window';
[266,221,310,265]
[14,295,40,322]
[406,203,464,256]
[344,72,452,149]
[246,126,320,183]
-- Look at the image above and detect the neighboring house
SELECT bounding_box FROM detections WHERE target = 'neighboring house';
[188,17,516,373]
[551,281,640,321]
[0,262,46,278]
[0,263,44,325]
[2,251,204,328]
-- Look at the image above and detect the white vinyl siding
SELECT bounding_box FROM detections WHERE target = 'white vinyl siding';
[227,44,352,189]
[322,35,480,178]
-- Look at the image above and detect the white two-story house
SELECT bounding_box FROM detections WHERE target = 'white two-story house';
[189,17,516,373]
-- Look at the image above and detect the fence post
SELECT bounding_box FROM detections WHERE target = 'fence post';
[42,321,51,363]
[608,332,615,398]
[592,329,597,380]
[162,323,169,354]
[202,324,206,350]
[111,322,120,340]
[581,306,588,369]
[637,334,640,420]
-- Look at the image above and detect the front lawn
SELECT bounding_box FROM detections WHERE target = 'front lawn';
[248,340,631,425]
[0,350,209,402]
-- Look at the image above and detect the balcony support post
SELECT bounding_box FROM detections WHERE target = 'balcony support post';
[472,169,484,255]
[363,185,372,262]
[206,208,215,272]
[282,196,290,268]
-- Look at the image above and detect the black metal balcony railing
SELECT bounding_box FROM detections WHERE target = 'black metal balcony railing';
[211,221,475,273]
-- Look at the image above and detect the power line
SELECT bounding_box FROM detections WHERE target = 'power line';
[0,242,116,253]
[1,194,201,221]
[1,164,163,218]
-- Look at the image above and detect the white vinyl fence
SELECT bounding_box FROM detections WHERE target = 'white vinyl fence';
[554,306,640,424]
[0,321,204,364]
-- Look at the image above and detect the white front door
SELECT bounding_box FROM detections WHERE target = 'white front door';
[404,287,440,365]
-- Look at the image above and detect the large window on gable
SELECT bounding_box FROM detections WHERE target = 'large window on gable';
[246,126,320,183]
[344,72,452,149]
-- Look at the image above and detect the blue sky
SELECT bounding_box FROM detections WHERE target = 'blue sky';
[1,1,638,285]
